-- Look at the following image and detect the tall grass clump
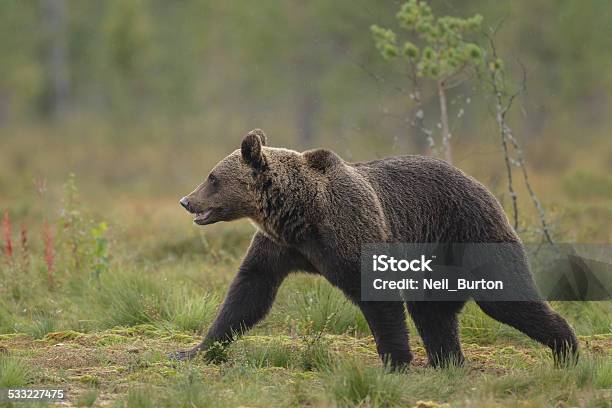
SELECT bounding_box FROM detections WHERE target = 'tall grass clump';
[117,369,217,408]
[75,389,99,407]
[478,357,612,405]
[300,335,336,371]
[22,311,58,339]
[233,338,296,368]
[323,358,406,407]
[296,315,337,371]
[115,387,155,408]
[285,278,369,336]
[90,269,222,331]
[0,301,16,334]
[459,301,525,345]
[91,270,164,328]
[163,288,218,333]
[573,356,612,389]
[552,301,612,335]
[0,356,31,388]
[168,368,218,407]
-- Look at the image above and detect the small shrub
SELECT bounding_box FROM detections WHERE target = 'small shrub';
[204,341,229,364]
[300,336,335,371]
[90,222,110,279]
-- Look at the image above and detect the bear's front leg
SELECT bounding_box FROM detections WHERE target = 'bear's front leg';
[169,233,311,361]
[358,301,413,370]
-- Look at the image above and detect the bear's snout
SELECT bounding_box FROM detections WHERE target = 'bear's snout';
[180,196,193,213]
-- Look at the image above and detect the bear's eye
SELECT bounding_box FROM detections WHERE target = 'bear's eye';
[208,174,218,185]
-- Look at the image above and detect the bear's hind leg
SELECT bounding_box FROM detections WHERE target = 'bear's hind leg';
[476,301,578,365]
[406,301,465,368]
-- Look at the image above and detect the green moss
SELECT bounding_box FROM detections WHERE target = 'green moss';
[44,330,83,342]
[0,333,26,341]
[109,324,161,337]
[96,333,128,346]
[68,374,100,386]
[165,333,198,344]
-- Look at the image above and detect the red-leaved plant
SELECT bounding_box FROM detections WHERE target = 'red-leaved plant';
[3,210,13,262]
[20,224,29,268]
[43,219,54,288]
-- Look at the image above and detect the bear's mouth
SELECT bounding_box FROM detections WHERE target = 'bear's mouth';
[193,208,214,225]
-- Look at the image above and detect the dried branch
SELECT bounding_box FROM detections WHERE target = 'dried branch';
[484,31,555,245]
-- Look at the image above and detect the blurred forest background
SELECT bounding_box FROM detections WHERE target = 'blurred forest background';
[0,3,610,405]
[0,0,611,242]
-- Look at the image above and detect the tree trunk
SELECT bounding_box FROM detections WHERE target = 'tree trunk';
[438,79,452,163]
[44,0,70,117]
[411,87,433,155]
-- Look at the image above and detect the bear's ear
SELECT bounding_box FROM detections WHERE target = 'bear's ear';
[303,148,342,172]
[248,128,267,146]
[241,129,267,169]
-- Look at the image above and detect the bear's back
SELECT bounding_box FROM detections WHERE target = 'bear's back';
[350,155,518,243]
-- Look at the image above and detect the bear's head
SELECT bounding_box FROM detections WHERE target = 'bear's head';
[181,128,343,243]
[179,129,273,226]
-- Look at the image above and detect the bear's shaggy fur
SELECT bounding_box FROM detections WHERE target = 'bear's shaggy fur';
[175,129,578,368]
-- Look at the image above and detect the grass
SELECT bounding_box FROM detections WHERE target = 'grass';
[233,338,297,368]
[76,390,99,407]
[0,176,610,407]
[0,230,610,408]
[279,277,371,336]
[163,288,219,333]
[0,356,31,388]
[2,325,607,406]
[323,358,407,407]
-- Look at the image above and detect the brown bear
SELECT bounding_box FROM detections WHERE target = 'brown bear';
[173,128,578,369]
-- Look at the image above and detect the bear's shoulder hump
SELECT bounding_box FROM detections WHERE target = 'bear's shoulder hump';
[303,148,343,172]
